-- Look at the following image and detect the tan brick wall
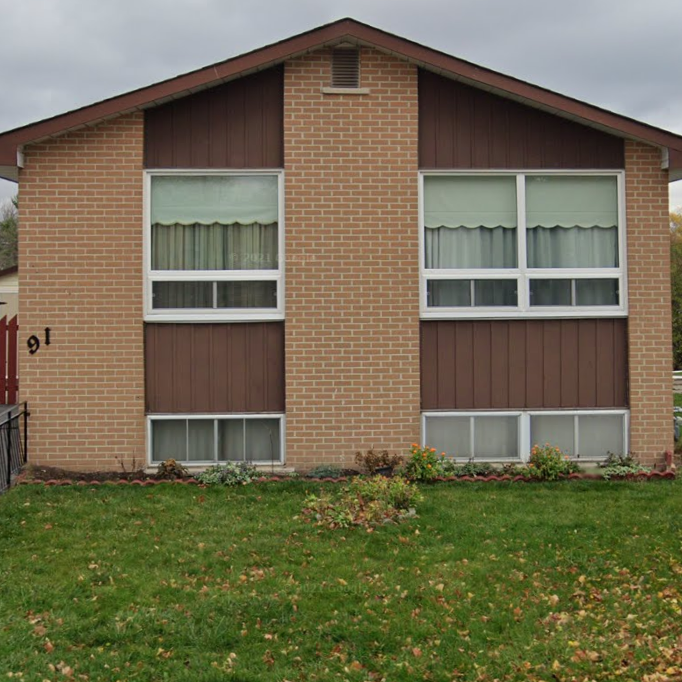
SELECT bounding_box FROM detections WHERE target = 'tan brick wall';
[283,48,421,469]
[19,114,146,470]
[625,139,674,465]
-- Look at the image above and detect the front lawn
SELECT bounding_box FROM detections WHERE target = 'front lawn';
[1,480,681,681]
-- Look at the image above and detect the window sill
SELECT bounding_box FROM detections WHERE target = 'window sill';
[321,87,370,95]
[420,308,628,320]
[145,312,284,323]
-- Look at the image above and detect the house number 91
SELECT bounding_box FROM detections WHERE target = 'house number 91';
[27,328,51,355]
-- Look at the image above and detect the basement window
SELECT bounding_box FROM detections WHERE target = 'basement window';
[149,415,284,465]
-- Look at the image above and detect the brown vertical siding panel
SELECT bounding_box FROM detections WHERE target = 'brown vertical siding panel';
[542,321,563,406]
[421,319,627,409]
[437,322,457,408]
[595,320,615,406]
[267,323,286,412]
[560,321,579,406]
[507,322,527,407]
[613,319,628,407]
[246,323,266,412]
[473,322,492,407]
[490,322,510,407]
[190,325,212,412]
[420,323,439,409]
[190,95,211,167]
[418,69,624,169]
[577,320,598,407]
[212,325,230,411]
[144,66,284,169]
[171,97,193,168]
[145,322,285,413]
[454,322,474,408]
[525,321,544,407]
[228,325,248,410]
[173,328,193,413]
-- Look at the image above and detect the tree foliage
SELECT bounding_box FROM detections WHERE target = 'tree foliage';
[0,195,18,270]
[672,209,682,368]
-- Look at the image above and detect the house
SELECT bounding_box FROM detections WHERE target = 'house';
[0,18,680,471]
[0,265,18,320]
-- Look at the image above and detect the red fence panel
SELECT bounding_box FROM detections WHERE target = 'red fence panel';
[0,316,18,405]
[7,316,18,404]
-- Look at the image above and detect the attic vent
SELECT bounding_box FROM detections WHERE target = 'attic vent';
[331,48,360,88]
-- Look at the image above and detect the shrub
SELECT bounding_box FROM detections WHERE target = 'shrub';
[441,460,497,478]
[527,444,580,481]
[301,475,421,529]
[306,465,345,479]
[600,452,649,480]
[404,444,445,481]
[195,462,259,486]
[155,459,189,480]
[354,449,404,475]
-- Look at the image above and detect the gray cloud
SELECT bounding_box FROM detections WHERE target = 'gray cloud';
[1,0,682,208]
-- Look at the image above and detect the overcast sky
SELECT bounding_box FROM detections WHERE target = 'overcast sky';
[1,0,681,209]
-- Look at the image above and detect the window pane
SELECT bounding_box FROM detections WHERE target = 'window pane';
[424,176,517,269]
[427,280,471,307]
[526,176,618,268]
[529,279,572,306]
[473,417,518,459]
[530,415,575,456]
[245,419,280,462]
[152,281,213,309]
[152,420,186,462]
[151,175,278,226]
[216,281,277,308]
[578,415,624,459]
[473,280,517,306]
[424,416,471,459]
[218,420,245,461]
[187,420,215,462]
[575,279,619,306]
[152,223,278,271]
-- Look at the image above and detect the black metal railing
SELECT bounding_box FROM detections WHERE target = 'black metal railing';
[0,402,29,494]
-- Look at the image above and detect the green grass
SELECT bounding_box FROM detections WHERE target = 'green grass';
[675,392,682,407]
[1,481,682,681]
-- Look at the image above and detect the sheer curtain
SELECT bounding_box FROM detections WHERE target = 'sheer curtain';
[526,175,618,268]
[424,175,517,269]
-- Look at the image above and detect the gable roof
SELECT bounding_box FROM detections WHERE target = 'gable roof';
[2,17,682,181]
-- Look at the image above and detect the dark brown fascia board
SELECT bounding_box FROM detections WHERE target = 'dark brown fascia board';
[1,17,682,172]
[0,265,18,278]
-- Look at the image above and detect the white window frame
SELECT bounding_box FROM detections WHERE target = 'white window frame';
[147,413,285,467]
[144,169,285,323]
[422,409,629,463]
[419,170,627,319]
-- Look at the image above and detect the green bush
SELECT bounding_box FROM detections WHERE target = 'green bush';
[527,444,580,481]
[404,444,445,481]
[195,462,259,486]
[600,452,649,480]
[441,460,497,477]
[301,475,421,529]
[306,465,346,479]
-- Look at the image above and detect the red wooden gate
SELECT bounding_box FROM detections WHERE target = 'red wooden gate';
[0,316,18,404]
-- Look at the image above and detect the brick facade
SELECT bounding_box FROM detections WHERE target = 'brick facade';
[283,48,421,468]
[625,140,674,465]
[19,114,146,470]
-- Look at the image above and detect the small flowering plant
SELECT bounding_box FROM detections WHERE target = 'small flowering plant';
[527,443,580,481]
[404,444,446,482]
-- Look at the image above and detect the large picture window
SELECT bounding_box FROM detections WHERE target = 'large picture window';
[146,172,283,321]
[421,172,625,317]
